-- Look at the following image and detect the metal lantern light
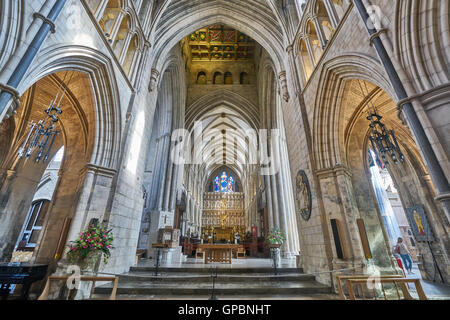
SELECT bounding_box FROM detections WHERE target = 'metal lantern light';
[18,104,61,164]
[18,72,73,164]
[356,79,405,167]
[367,110,405,167]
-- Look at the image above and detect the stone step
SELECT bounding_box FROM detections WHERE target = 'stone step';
[94,280,332,296]
[129,266,304,274]
[117,273,316,282]
[91,293,339,300]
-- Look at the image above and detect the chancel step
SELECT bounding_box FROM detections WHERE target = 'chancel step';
[94,266,331,298]
[129,266,304,273]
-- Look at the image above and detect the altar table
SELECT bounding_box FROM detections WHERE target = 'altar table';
[197,244,241,264]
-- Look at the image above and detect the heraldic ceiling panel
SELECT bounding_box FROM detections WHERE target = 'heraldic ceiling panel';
[186,24,256,61]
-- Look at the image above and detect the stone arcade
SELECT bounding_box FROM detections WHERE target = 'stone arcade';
[0,0,449,300]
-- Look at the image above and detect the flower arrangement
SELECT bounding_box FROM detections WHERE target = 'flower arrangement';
[265,228,285,245]
[67,223,113,268]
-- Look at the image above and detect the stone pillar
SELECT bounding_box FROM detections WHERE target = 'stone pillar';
[109,10,125,44]
[312,16,328,49]
[169,163,179,211]
[286,45,303,94]
[323,0,340,29]
[264,175,274,230]
[276,171,291,256]
[304,35,317,66]
[94,0,109,21]
[157,134,170,211]
[149,135,164,209]
[118,31,133,64]
[270,171,280,229]
[163,158,174,211]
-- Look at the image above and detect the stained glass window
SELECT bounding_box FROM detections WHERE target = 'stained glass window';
[214,171,235,193]
[220,171,228,192]
[214,176,220,192]
[228,176,234,192]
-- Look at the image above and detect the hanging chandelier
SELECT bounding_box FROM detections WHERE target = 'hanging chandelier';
[18,72,72,164]
[357,80,405,167]
[18,105,61,163]
[367,110,405,166]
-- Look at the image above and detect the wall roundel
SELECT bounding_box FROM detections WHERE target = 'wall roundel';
[295,170,311,221]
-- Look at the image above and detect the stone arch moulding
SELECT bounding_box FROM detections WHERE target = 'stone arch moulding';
[0,0,23,71]
[312,53,397,170]
[150,7,286,77]
[145,0,172,39]
[393,0,450,92]
[17,45,123,170]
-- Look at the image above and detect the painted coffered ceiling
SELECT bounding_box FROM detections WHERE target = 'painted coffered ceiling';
[186,24,256,61]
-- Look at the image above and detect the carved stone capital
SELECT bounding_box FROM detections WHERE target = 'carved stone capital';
[278,71,290,102]
[149,68,160,92]
[0,83,20,120]
[33,12,56,33]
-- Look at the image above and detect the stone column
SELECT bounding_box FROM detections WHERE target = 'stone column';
[94,0,109,21]
[264,174,274,230]
[109,10,125,44]
[323,0,340,29]
[304,35,317,66]
[282,147,300,254]
[118,31,133,64]
[270,172,280,228]
[169,162,179,211]
[157,134,170,211]
[163,149,174,211]
[286,45,303,94]
[312,16,328,49]
[149,135,164,209]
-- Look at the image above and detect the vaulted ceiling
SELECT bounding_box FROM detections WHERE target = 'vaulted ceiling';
[150,0,286,72]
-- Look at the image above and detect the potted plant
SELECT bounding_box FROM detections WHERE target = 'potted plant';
[265,228,285,248]
[67,223,113,273]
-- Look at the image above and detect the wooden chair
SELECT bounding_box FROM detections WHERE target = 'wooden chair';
[196,248,205,260]
[236,246,246,259]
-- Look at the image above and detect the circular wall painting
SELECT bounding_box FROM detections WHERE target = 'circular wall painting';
[295,170,311,221]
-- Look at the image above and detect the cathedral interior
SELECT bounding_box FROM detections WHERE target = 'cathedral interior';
[0,0,449,301]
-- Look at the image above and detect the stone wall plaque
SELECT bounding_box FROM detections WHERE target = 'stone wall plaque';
[295,170,311,221]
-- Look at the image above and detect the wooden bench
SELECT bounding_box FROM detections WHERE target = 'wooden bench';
[37,275,119,300]
[336,274,426,300]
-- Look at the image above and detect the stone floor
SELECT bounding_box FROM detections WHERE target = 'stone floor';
[137,257,298,269]
[405,264,450,300]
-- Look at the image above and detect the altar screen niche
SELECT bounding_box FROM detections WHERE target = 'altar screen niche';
[178,305,213,318]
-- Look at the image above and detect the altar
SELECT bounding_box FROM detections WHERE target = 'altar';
[197,244,242,264]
